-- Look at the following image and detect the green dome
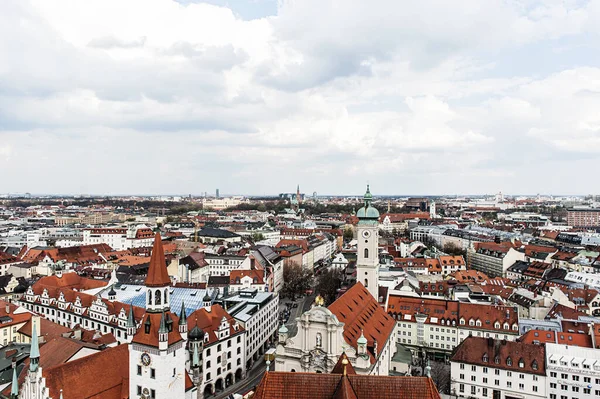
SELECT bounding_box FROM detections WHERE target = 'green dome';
[357,184,379,219]
[356,206,379,219]
[357,331,367,345]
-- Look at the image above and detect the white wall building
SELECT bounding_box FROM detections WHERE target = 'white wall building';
[546,343,600,399]
[451,336,547,399]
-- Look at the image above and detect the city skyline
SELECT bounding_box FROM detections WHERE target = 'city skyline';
[2,0,600,195]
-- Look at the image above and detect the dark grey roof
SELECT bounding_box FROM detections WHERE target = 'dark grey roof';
[208,275,230,286]
[197,227,240,239]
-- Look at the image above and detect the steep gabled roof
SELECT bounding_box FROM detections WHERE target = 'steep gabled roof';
[328,283,395,364]
[43,343,130,399]
[253,372,441,399]
[144,233,171,287]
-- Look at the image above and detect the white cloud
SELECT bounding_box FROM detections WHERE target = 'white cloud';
[1,0,600,195]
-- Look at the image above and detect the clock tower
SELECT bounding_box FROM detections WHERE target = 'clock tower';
[129,232,187,399]
[356,185,380,300]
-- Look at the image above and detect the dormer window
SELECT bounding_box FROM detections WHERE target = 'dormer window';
[494,356,500,364]
[506,357,512,366]
[518,358,524,368]
[532,360,538,370]
[482,353,488,363]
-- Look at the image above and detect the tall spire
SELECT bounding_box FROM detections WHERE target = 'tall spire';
[192,343,200,368]
[10,366,18,398]
[126,304,135,328]
[158,312,168,335]
[179,302,187,325]
[145,232,171,287]
[30,324,40,372]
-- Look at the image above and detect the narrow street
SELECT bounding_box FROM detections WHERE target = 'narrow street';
[212,357,267,399]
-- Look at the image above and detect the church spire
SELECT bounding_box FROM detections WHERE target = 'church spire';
[127,304,135,328]
[179,302,187,325]
[145,232,170,287]
[30,324,40,372]
[10,366,18,398]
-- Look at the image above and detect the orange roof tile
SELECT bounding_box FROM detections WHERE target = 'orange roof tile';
[43,343,130,399]
[328,283,395,364]
[144,233,171,287]
[253,372,441,399]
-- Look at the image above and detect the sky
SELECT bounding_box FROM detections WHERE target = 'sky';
[1,0,600,196]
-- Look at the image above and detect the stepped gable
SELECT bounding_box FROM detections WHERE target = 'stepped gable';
[144,232,171,287]
[187,304,244,345]
[327,283,395,364]
[254,372,441,399]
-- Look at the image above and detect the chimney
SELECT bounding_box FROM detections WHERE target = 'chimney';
[373,340,378,357]
[5,303,10,314]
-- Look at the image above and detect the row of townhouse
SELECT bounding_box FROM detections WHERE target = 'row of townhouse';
[82,226,155,250]
[275,233,337,272]
[386,294,520,360]
[451,336,600,399]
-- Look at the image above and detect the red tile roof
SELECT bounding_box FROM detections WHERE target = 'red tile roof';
[451,336,545,376]
[18,317,72,340]
[230,269,264,285]
[328,283,395,364]
[34,273,108,292]
[144,233,171,287]
[386,296,518,332]
[131,311,183,348]
[187,304,244,346]
[43,343,130,399]
[253,372,441,399]
[519,329,592,348]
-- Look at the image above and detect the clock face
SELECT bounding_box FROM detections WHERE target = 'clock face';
[141,353,151,367]
[362,230,371,239]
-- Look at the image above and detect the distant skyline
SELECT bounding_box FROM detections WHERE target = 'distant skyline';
[1,1,600,195]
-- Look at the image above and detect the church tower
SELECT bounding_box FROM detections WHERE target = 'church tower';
[129,232,187,399]
[356,185,380,300]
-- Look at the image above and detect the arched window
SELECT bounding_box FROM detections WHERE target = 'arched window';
[164,289,168,304]
[148,290,152,305]
[364,279,369,287]
[155,289,162,305]
[364,248,369,258]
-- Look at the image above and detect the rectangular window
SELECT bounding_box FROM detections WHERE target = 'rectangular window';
[137,365,142,375]
[150,368,155,379]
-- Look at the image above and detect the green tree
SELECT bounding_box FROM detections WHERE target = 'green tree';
[251,232,265,242]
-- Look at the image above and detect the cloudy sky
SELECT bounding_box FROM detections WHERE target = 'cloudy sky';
[1,0,599,196]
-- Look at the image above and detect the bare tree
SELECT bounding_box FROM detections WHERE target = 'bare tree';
[282,261,313,300]
[315,268,343,305]
[429,361,451,394]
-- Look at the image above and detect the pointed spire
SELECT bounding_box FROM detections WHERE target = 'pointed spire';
[11,366,18,398]
[126,304,135,328]
[192,343,200,368]
[30,323,40,372]
[145,232,171,287]
[179,302,187,325]
[158,312,168,335]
